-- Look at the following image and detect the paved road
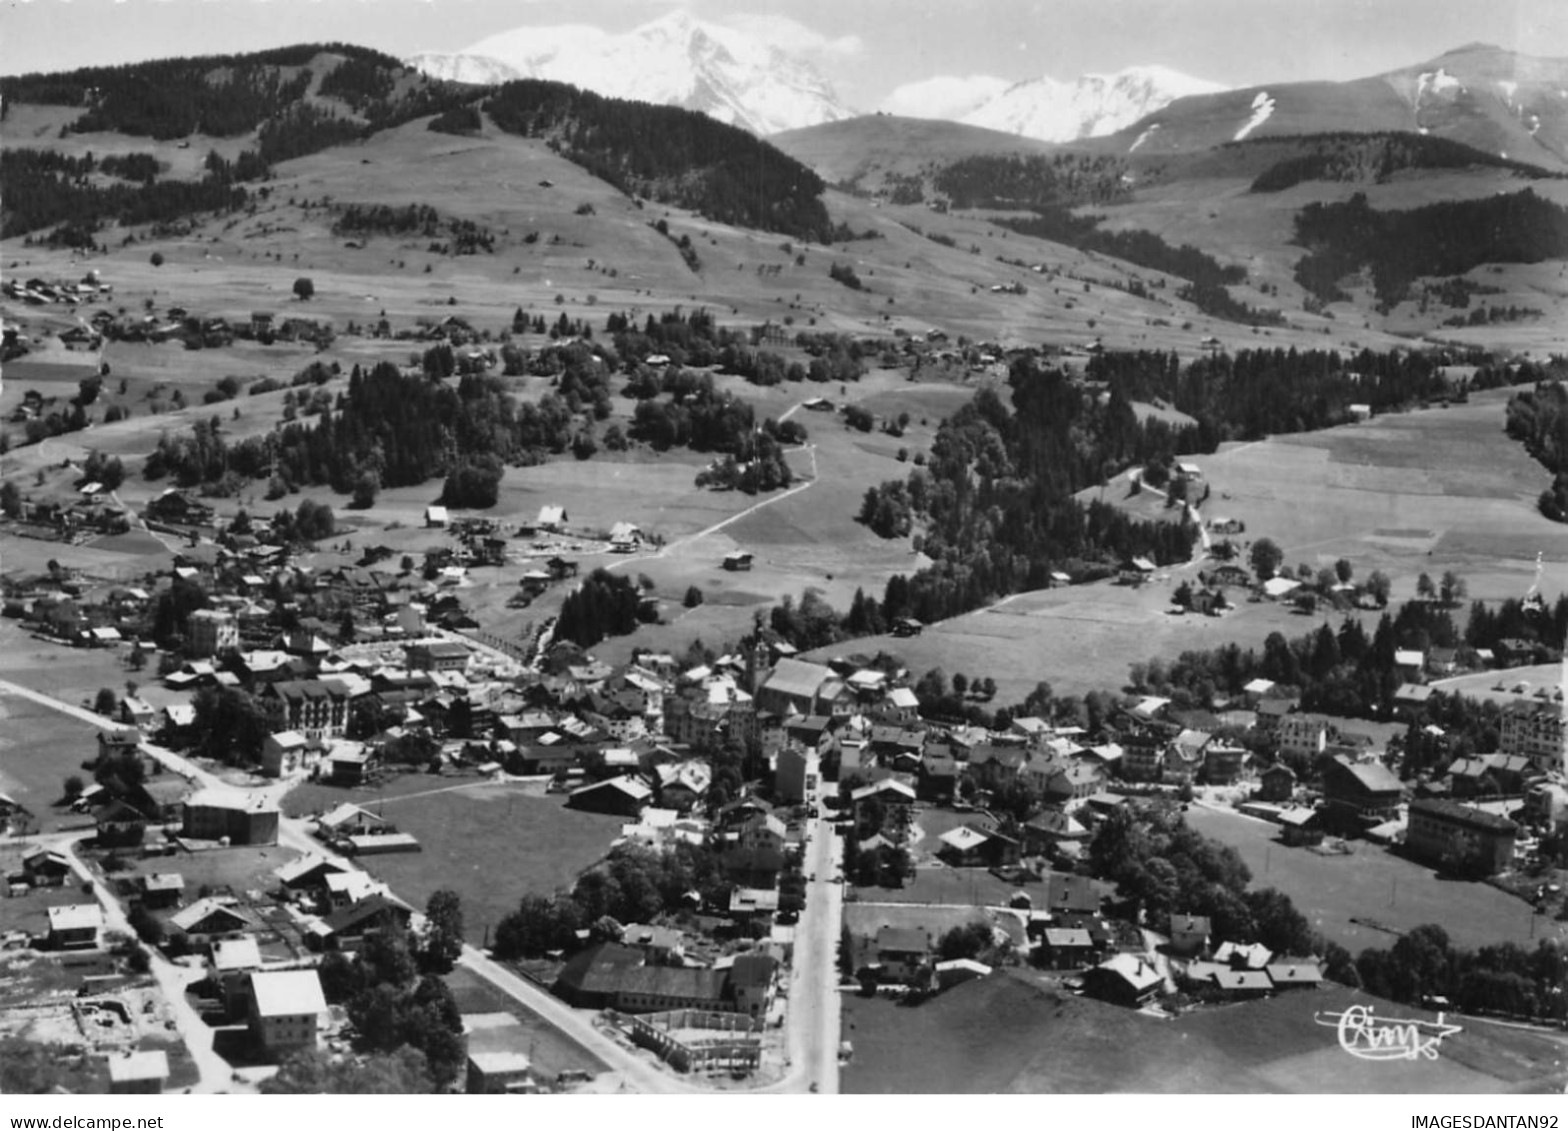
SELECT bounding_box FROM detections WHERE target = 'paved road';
[46,831,242,1094]
[768,758,845,1094]
[0,677,844,1093]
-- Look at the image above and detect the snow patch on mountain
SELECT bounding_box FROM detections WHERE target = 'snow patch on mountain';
[406,10,854,135]
[1128,123,1161,152]
[959,65,1226,143]
[403,52,523,87]
[1417,68,1466,104]
[1497,79,1519,105]
[1233,91,1276,141]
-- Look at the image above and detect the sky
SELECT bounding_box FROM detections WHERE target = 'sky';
[3,0,1567,113]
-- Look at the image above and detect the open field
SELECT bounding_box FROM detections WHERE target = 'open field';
[842,973,1568,1093]
[844,902,1028,948]
[849,866,1026,909]
[344,785,621,944]
[811,387,1568,705]
[0,688,110,834]
[808,572,1357,704]
[1185,803,1566,953]
[1184,390,1568,604]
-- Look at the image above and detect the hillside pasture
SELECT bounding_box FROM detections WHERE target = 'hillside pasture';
[1180,390,1568,605]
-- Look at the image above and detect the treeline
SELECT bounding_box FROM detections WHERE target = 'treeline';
[482,80,835,243]
[831,361,1195,639]
[333,202,495,254]
[1505,381,1568,521]
[555,569,648,649]
[1086,346,1448,443]
[2,46,473,239]
[492,843,736,960]
[1292,189,1568,309]
[1091,803,1318,955]
[931,152,1132,209]
[2,147,248,242]
[1349,926,1567,1025]
[428,105,483,136]
[993,208,1280,326]
[1129,594,1568,757]
[144,354,797,502]
[1246,131,1556,193]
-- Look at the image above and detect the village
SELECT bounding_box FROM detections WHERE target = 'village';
[2,450,1567,1093]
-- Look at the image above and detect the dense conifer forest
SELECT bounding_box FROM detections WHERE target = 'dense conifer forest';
[1505,379,1568,521]
[1292,189,1568,309]
[1243,131,1556,193]
[930,153,1132,209]
[482,80,837,243]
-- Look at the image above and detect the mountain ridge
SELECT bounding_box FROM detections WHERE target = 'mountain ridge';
[406,10,854,136]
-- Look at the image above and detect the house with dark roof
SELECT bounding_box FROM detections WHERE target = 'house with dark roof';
[1405,799,1518,876]
[552,943,778,1016]
[1322,755,1404,835]
[1167,914,1211,957]
[567,775,652,817]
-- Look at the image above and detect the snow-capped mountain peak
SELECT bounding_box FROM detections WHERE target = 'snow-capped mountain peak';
[961,65,1228,142]
[407,13,854,135]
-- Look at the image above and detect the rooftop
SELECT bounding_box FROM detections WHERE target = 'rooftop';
[249,969,328,1018]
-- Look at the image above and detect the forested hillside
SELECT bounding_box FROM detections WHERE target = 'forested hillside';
[1244,131,1556,193]
[931,153,1132,209]
[1292,189,1568,309]
[993,209,1281,326]
[1505,378,1568,521]
[482,80,838,244]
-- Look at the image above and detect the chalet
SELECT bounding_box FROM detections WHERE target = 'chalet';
[260,730,314,779]
[1083,953,1163,1007]
[1037,928,1098,970]
[1021,809,1090,856]
[320,893,415,949]
[567,775,652,817]
[140,872,186,910]
[1167,914,1211,957]
[866,927,932,987]
[326,747,373,786]
[94,799,149,848]
[20,847,72,888]
[46,904,104,950]
[145,489,214,527]
[965,743,1027,790]
[1278,807,1325,847]
[722,550,754,572]
[1253,699,1298,734]
[1321,756,1404,836]
[107,1050,169,1095]
[170,898,260,941]
[536,505,568,531]
[891,617,924,638]
[1202,743,1248,786]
